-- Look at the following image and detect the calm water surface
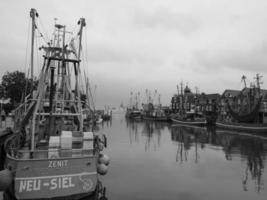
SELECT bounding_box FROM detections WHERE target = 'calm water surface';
[97,112,267,200]
[1,113,267,200]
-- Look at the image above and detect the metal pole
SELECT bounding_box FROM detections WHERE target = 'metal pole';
[30,8,37,96]
[29,8,37,153]
[77,18,86,131]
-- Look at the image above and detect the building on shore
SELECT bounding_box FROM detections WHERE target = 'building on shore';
[170,85,220,116]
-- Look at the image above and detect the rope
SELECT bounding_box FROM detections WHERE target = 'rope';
[84,26,94,108]
[35,35,41,75]
[21,17,31,103]
[66,24,79,46]
[37,16,50,44]
[35,24,49,45]
[84,26,90,78]
[23,17,30,76]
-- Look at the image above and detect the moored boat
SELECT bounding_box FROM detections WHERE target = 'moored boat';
[125,109,142,119]
[142,91,171,122]
[216,121,267,133]
[0,9,110,200]
[216,74,267,133]
[171,116,206,126]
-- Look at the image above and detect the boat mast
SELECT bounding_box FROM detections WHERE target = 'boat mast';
[77,18,86,60]
[241,75,247,88]
[177,84,179,96]
[30,8,37,96]
[180,81,184,115]
[29,8,37,152]
[255,73,263,95]
[77,18,86,131]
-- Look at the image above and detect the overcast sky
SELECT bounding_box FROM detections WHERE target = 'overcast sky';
[1,0,267,107]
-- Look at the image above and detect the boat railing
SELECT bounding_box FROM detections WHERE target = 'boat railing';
[27,99,86,103]
[7,147,96,160]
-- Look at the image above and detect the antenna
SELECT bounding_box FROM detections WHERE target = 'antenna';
[176,84,179,95]
[241,75,247,88]
[195,86,199,95]
[254,73,263,90]
[180,81,184,96]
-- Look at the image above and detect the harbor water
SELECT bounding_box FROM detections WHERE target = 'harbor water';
[1,112,267,199]
[97,112,267,200]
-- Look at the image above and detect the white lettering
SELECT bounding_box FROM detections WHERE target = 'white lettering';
[58,176,62,188]
[69,177,75,187]
[48,160,68,168]
[19,181,27,192]
[57,161,62,167]
[50,178,57,190]
[26,180,33,191]
[49,177,75,190]
[33,179,41,191]
[18,176,75,192]
[62,177,68,188]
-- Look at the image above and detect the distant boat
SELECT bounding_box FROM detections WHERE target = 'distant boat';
[170,83,206,126]
[102,109,112,121]
[171,113,206,126]
[216,96,267,133]
[216,74,267,133]
[142,103,170,122]
[216,121,267,133]
[125,109,142,120]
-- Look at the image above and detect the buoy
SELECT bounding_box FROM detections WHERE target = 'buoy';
[0,169,12,191]
[98,142,104,151]
[97,163,108,175]
[98,154,110,166]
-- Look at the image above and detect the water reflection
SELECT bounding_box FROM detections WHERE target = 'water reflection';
[171,125,267,192]
[127,119,168,151]
[92,116,267,199]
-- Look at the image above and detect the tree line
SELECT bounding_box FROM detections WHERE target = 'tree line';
[0,70,88,115]
[0,71,36,114]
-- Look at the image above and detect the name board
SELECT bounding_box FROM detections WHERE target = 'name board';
[19,176,74,192]
[15,172,97,199]
[48,160,68,168]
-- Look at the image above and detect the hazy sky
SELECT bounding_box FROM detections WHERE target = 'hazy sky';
[1,0,267,107]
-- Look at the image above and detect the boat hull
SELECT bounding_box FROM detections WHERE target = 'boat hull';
[216,121,267,133]
[143,116,170,122]
[5,155,98,200]
[171,118,206,126]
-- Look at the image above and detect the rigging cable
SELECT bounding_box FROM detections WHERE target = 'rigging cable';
[35,34,41,76]
[35,24,49,45]
[84,26,93,104]
[85,26,96,111]
[23,17,31,78]
[22,17,31,102]
[37,16,50,44]
[66,23,78,46]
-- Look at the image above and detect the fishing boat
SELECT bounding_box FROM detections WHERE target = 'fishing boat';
[142,103,170,122]
[125,109,142,120]
[101,106,112,121]
[171,113,206,126]
[170,84,206,126]
[125,91,142,120]
[0,9,109,200]
[216,74,267,133]
[216,121,267,133]
[141,90,170,122]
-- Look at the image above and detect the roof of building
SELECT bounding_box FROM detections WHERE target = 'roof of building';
[198,93,220,103]
[222,89,240,98]
[184,85,191,94]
